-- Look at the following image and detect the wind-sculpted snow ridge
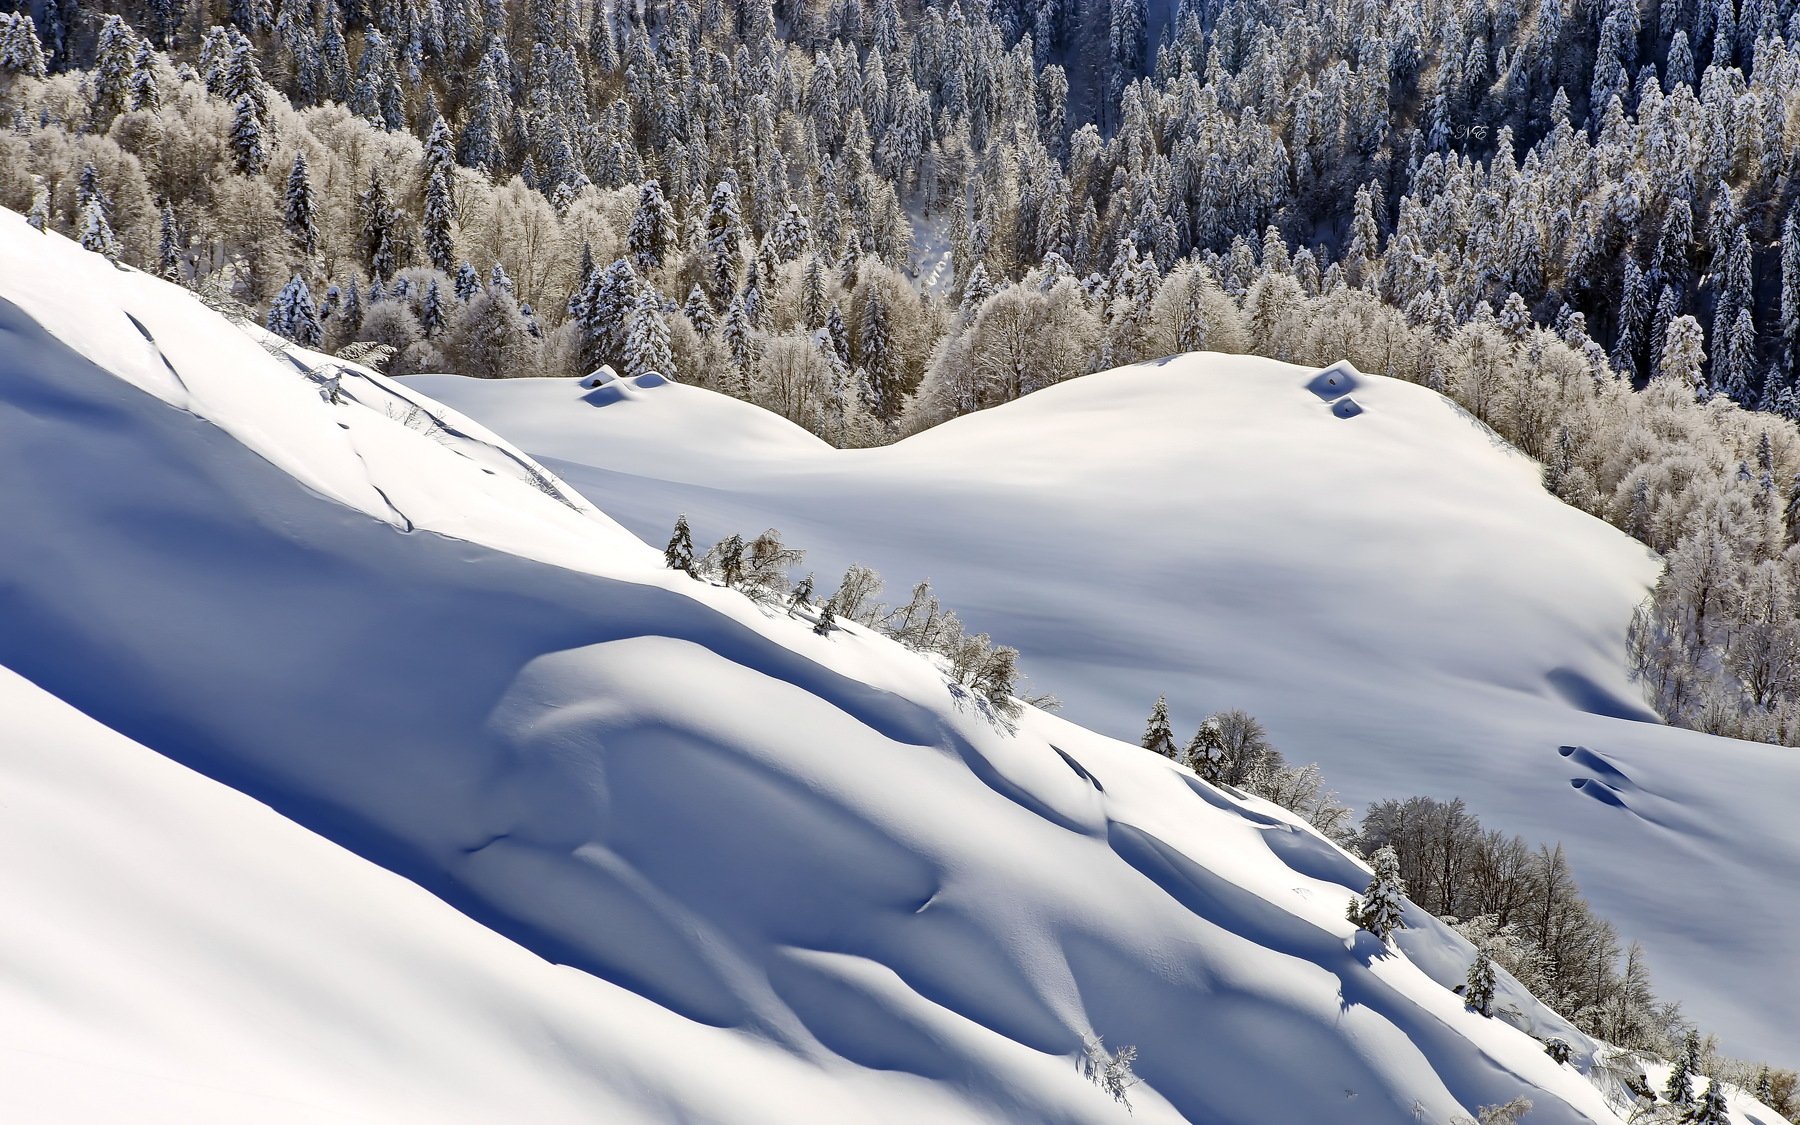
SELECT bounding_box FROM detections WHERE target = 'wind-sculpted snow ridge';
[1,208,1636,1122]
[410,355,1800,1063]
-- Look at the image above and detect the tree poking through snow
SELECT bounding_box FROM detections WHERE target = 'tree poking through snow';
[1687,1080,1730,1124]
[1666,1030,1701,1105]
[267,274,322,347]
[1348,845,1408,945]
[78,196,120,263]
[1184,718,1228,782]
[663,515,695,576]
[1464,948,1497,1018]
[787,574,814,615]
[1450,1097,1534,1125]
[1141,695,1177,759]
[1080,1035,1139,1112]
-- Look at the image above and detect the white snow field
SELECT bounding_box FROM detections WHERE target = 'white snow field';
[408,356,1800,1063]
[0,214,1685,1121]
[0,663,984,1125]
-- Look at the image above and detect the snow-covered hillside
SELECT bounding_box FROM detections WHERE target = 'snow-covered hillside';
[407,358,1800,1062]
[0,214,1663,1120]
[0,663,956,1124]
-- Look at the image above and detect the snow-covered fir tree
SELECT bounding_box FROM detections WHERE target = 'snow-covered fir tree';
[1140,696,1176,759]
[812,595,837,636]
[1464,949,1497,1018]
[26,179,50,232]
[156,201,181,279]
[283,153,316,258]
[422,170,455,275]
[127,39,159,113]
[1666,1031,1702,1106]
[358,169,399,282]
[627,180,674,272]
[1347,845,1408,945]
[1687,1081,1730,1124]
[419,280,446,338]
[663,515,695,576]
[228,93,268,175]
[0,12,48,77]
[703,180,743,304]
[78,196,119,262]
[624,287,673,379]
[267,273,322,346]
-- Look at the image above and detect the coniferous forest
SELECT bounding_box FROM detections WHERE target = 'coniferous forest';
[11,0,1800,744]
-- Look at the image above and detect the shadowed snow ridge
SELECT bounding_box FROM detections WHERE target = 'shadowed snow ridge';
[408,331,1800,1063]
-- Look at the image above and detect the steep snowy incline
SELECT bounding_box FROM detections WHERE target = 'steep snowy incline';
[407,360,1800,1060]
[0,210,1633,1121]
[0,664,971,1125]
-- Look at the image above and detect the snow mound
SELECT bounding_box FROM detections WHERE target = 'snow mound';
[1306,358,1363,400]
[0,210,1642,1120]
[412,351,1800,1059]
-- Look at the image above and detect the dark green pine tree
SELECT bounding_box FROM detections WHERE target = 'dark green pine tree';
[627,179,675,270]
[423,169,456,274]
[788,574,814,615]
[420,279,446,338]
[813,595,838,636]
[1464,948,1497,1017]
[128,39,160,113]
[716,534,745,588]
[1686,1080,1728,1124]
[359,169,398,282]
[1184,718,1228,780]
[285,153,317,257]
[1141,695,1177,758]
[663,515,695,575]
[454,262,480,303]
[1347,845,1408,945]
[157,201,182,280]
[1664,1030,1700,1105]
[229,93,267,174]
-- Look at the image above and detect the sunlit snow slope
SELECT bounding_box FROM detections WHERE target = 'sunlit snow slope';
[0,214,1648,1121]
[409,356,1800,1061]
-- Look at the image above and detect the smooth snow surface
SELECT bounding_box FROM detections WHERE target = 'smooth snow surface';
[409,357,1800,1062]
[0,210,1661,1120]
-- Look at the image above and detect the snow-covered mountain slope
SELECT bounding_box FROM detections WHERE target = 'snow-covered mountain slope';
[406,360,1800,1062]
[0,215,1648,1120]
[0,663,964,1125]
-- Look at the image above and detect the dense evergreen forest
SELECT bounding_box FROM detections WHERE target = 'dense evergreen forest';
[6,0,1800,732]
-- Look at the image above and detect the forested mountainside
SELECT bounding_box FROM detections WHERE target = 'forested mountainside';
[16,0,1800,743]
[8,0,1800,409]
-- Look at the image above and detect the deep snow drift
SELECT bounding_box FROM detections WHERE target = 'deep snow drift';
[0,213,1668,1120]
[407,359,1800,1062]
